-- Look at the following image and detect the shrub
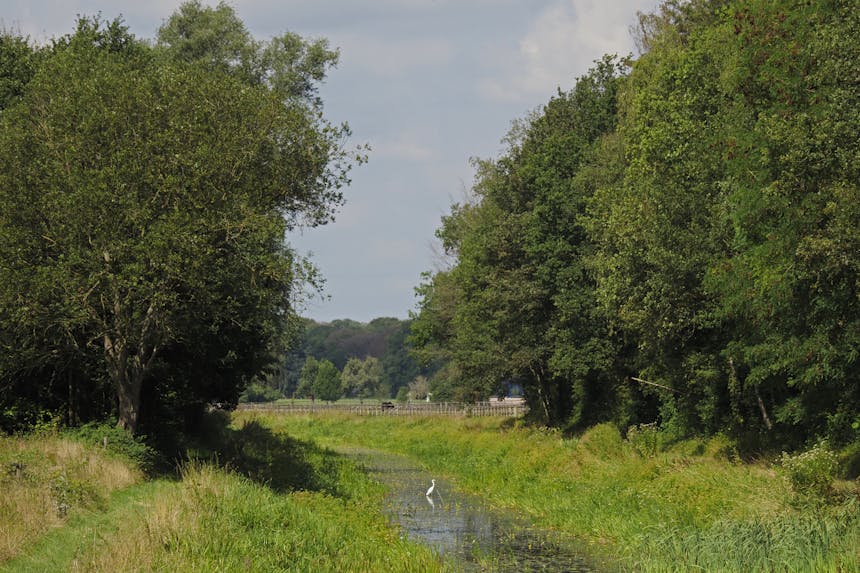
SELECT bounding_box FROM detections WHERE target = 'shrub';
[68,420,158,473]
[627,423,661,458]
[395,387,409,403]
[49,472,95,517]
[579,423,623,458]
[838,441,860,480]
[703,433,738,461]
[780,442,839,499]
[239,383,283,403]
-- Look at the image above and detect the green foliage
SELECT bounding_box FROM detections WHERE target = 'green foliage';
[68,420,158,473]
[48,472,96,518]
[156,0,340,107]
[413,0,860,453]
[0,32,42,110]
[340,356,382,399]
[578,422,623,458]
[239,382,283,404]
[395,387,409,403]
[412,56,634,422]
[313,359,342,402]
[780,442,840,499]
[0,3,357,435]
[626,423,662,458]
[281,317,422,399]
[295,356,318,398]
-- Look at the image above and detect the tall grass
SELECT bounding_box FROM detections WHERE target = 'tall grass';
[247,412,860,572]
[0,434,142,563]
[66,462,445,572]
[2,419,447,572]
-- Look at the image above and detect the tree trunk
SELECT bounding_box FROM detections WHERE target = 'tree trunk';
[102,293,160,435]
[754,385,774,431]
[115,369,144,433]
[104,331,148,434]
[67,370,77,427]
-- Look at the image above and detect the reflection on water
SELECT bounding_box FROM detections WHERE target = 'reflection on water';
[343,448,596,572]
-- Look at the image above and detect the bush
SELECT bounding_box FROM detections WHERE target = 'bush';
[50,471,96,517]
[579,423,623,458]
[703,433,738,461]
[838,442,860,480]
[780,442,839,499]
[395,387,409,403]
[239,382,283,403]
[627,423,661,458]
[68,420,158,473]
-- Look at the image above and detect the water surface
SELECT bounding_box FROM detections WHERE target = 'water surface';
[343,447,596,572]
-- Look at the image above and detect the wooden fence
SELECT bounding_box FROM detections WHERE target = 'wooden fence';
[237,400,527,418]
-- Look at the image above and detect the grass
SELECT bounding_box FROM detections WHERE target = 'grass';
[5,413,857,571]
[242,412,860,573]
[0,433,142,563]
[1,480,174,573]
[49,462,444,573]
[0,418,447,572]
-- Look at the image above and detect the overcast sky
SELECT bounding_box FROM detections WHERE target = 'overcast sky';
[3,0,659,323]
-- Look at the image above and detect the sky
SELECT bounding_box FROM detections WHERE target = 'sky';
[3,0,660,323]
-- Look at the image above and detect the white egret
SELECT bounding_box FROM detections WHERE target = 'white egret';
[426,479,436,497]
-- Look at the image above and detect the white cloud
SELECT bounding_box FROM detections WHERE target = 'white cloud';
[478,0,658,103]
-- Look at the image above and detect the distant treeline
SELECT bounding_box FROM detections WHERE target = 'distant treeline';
[248,317,426,402]
[410,0,860,450]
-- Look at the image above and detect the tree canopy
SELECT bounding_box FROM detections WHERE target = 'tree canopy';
[411,0,860,449]
[0,4,358,434]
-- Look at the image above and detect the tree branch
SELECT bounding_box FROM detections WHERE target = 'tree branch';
[630,376,683,394]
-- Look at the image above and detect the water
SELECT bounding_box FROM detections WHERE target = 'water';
[343,447,596,572]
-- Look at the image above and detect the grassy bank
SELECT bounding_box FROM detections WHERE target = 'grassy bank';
[243,412,860,572]
[1,421,445,572]
[0,433,143,563]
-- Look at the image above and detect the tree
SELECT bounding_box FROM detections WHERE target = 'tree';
[283,317,421,396]
[340,356,382,400]
[377,319,421,398]
[295,357,319,399]
[588,0,860,445]
[408,376,430,401]
[412,57,633,426]
[313,359,341,402]
[0,32,42,111]
[156,0,339,108]
[587,2,731,437]
[0,6,356,434]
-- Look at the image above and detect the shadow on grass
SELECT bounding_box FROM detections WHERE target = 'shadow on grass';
[185,411,347,496]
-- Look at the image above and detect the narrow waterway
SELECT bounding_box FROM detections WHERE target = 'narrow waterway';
[342,447,597,572]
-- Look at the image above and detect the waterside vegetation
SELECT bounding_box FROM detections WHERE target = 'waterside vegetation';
[250,412,860,573]
[0,417,446,573]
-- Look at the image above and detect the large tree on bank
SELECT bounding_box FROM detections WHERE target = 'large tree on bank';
[412,0,859,448]
[411,57,635,427]
[0,6,357,433]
